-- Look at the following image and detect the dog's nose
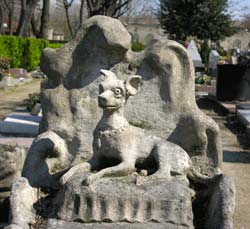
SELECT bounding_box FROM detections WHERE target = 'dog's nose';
[98,96,107,106]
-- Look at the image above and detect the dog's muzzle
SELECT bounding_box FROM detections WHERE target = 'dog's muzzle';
[98,96,110,108]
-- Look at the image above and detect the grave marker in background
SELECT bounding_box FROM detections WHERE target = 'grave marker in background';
[209,50,220,77]
[187,40,204,68]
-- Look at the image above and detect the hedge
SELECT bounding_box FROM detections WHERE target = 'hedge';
[0,36,64,71]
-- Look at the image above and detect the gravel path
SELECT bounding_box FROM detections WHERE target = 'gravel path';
[198,98,250,229]
[0,79,42,120]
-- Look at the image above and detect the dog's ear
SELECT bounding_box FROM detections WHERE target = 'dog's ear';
[125,75,142,96]
[100,69,117,80]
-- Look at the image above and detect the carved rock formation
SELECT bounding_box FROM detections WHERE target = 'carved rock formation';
[22,15,222,190]
[5,15,235,229]
[56,174,193,226]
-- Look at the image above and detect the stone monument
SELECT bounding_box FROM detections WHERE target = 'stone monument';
[5,16,235,229]
[187,40,204,68]
[209,50,220,77]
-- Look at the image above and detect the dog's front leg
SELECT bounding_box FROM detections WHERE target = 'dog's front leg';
[60,155,101,185]
[60,162,91,185]
[85,161,135,185]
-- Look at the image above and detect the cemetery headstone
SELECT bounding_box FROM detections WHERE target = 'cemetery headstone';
[187,40,204,68]
[209,50,220,77]
[217,65,247,101]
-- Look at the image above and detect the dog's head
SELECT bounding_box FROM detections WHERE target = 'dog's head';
[98,69,142,111]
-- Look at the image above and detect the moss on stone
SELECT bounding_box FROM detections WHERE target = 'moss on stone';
[129,120,152,130]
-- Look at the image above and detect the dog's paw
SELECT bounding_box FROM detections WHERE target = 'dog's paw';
[139,169,148,176]
[135,176,148,185]
[60,172,71,185]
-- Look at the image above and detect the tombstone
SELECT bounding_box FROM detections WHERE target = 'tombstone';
[187,40,204,68]
[217,64,247,101]
[0,76,15,88]
[6,16,235,229]
[31,66,46,78]
[8,68,28,78]
[0,116,40,136]
[209,50,220,77]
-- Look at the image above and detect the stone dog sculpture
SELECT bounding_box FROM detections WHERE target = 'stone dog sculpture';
[61,70,220,185]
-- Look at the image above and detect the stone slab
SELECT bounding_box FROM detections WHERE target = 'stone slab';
[236,103,250,110]
[57,174,193,227]
[8,68,28,78]
[0,137,34,147]
[0,223,8,229]
[245,126,250,141]
[237,109,250,126]
[207,96,236,114]
[0,110,41,136]
[0,77,32,89]
[0,121,39,136]
[12,107,29,113]
[220,102,236,113]
[195,85,216,94]
[5,114,41,123]
[46,219,188,229]
[196,91,208,98]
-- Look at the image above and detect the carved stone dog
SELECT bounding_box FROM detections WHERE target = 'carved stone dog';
[61,70,220,185]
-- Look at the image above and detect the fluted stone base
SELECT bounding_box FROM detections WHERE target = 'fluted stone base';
[55,173,194,228]
[46,219,190,229]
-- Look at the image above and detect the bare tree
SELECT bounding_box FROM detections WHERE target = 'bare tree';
[86,0,132,18]
[0,0,15,35]
[63,0,133,39]
[40,0,50,38]
[17,0,40,37]
[241,14,250,30]
[79,0,86,29]
[122,0,157,24]
[0,2,5,34]
[63,0,89,39]
[32,0,51,39]
[63,0,75,38]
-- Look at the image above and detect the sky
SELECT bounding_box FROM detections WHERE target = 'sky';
[229,0,250,19]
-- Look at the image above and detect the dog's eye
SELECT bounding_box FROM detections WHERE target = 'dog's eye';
[113,88,122,95]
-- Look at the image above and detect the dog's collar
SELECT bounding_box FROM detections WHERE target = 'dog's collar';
[96,124,130,137]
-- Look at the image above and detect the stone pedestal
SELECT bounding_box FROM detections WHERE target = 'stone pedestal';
[55,174,193,228]
[46,219,189,229]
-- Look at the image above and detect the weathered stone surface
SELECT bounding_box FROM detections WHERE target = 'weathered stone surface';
[30,103,42,116]
[46,219,189,229]
[22,131,72,189]
[0,144,27,190]
[56,174,193,227]
[205,175,236,229]
[35,16,221,182]
[0,144,29,224]
[6,177,37,229]
[7,15,233,229]
[60,70,218,186]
